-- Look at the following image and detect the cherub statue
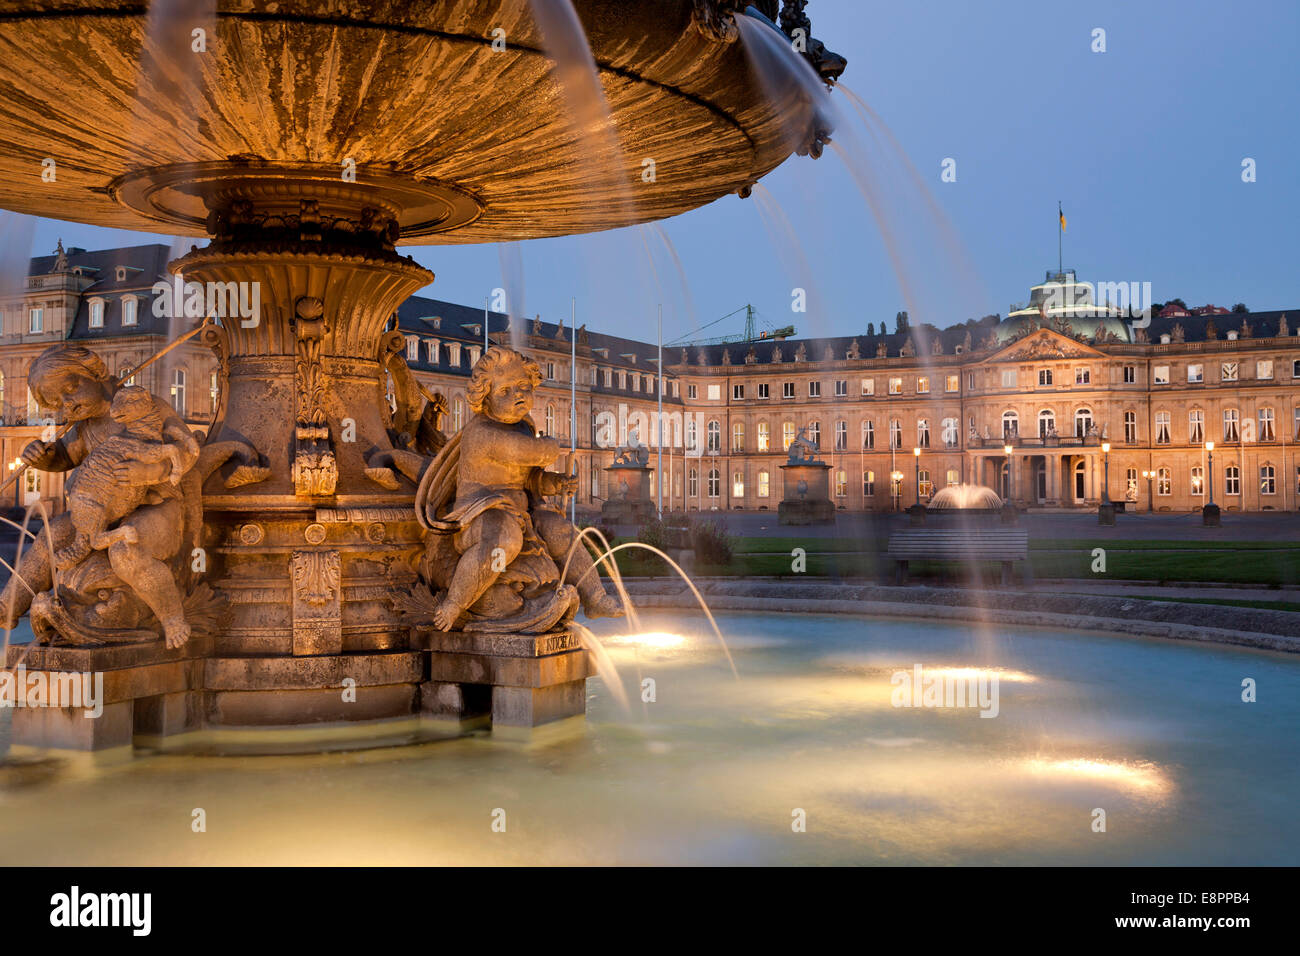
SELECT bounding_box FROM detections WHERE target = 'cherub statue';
[1,344,264,646]
[414,348,623,633]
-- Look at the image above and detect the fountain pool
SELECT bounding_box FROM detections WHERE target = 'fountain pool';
[1,610,1295,865]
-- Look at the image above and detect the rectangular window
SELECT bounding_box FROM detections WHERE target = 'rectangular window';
[1189,410,1204,444]
[782,382,795,399]
[863,470,875,497]
[861,378,874,396]
[29,307,43,333]
[1157,468,1171,496]
[1293,359,1300,379]
[1153,365,1169,385]
[1123,365,1136,384]
[967,373,975,390]
[732,422,744,453]
[732,471,744,498]
[757,383,770,399]
[835,420,847,451]
[888,377,902,395]
[406,336,419,361]
[89,301,103,329]
[687,384,697,399]
[448,343,461,366]
[945,374,959,393]
[1038,369,1053,386]
[1225,466,1240,497]
[1257,360,1274,380]
[1075,367,1090,385]
[834,379,847,397]
[916,376,929,394]
[757,422,770,452]
[707,384,721,400]
[1187,363,1203,383]
[834,470,847,498]
[672,381,679,398]
[427,339,440,364]
[733,384,744,401]
[1124,411,1137,443]
[758,471,770,498]
[862,420,874,450]
[1261,466,1276,495]
[1190,465,1204,496]
[1001,370,1016,388]
[808,381,821,398]
[1259,407,1276,442]
[468,346,481,367]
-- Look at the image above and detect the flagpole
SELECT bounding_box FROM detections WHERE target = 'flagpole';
[1058,200,1063,275]
[571,296,577,526]
[483,296,489,353]
[657,304,663,520]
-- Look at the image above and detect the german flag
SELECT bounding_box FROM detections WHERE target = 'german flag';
[1059,207,1067,232]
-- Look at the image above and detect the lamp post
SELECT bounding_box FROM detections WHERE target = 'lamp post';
[1098,441,1115,525]
[1141,469,1154,513]
[890,470,903,512]
[1203,440,1220,526]
[1001,442,1017,524]
[912,447,921,506]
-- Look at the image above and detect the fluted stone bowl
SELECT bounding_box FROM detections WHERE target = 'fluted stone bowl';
[0,0,817,242]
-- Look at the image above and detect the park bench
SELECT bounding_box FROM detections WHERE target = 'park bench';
[885,528,1030,585]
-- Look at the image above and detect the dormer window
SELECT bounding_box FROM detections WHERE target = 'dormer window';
[406,336,419,361]
[89,299,105,328]
[121,296,138,326]
[115,266,127,282]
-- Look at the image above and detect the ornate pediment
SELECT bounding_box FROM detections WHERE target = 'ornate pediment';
[990,328,1105,362]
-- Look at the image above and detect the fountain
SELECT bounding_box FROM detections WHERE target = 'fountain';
[0,0,846,752]
[778,424,834,525]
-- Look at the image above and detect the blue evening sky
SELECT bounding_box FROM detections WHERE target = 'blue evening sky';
[15,0,1300,344]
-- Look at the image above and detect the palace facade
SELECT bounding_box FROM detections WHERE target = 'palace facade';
[3,244,1298,515]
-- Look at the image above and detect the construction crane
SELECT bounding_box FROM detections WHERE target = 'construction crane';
[666,304,795,347]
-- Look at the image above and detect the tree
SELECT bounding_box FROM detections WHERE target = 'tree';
[1231,302,1249,314]
[894,310,909,333]
[867,321,875,336]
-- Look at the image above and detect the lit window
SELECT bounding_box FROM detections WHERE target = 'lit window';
[1187,363,1203,383]
[1153,365,1169,385]
[863,470,875,497]
[916,376,929,394]
[945,374,959,393]
[861,378,874,396]
[888,377,902,395]
[918,469,933,497]
[1261,465,1276,495]
[782,421,795,451]
[707,384,721,400]
[1157,467,1171,496]
[732,471,745,498]
[834,470,847,498]
[757,470,770,498]
[1190,465,1204,496]
[757,422,770,452]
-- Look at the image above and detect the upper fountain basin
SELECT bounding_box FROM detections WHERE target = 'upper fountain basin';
[0,0,829,243]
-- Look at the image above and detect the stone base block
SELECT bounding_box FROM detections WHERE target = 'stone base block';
[9,700,134,752]
[492,680,587,727]
[778,498,834,525]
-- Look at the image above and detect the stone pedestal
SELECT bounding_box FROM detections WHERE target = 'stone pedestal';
[778,462,834,525]
[414,628,591,729]
[1202,503,1221,527]
[601,464,657,524]
[1098,502,1116,526]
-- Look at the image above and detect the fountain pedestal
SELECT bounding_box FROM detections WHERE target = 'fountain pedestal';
[601,463,657,524]
[414,628,592,728]
[779,462,834,525]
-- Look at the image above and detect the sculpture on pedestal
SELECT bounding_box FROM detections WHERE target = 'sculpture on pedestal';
[0,344,266,647]
[405,348,623,634]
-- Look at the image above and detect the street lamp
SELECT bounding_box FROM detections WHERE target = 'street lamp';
[890,470,904,512]
[1141,469,1154,513]
[1203,441,1220,526]
[1003,443,1013,500]
[1098,441,1115,525]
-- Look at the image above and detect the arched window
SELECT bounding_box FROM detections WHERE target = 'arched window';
[1074,407,1093,438]
[170,368,186,415]
[732,470,744,497]
[1038,409,1055,438]
[209,371,219,410]
[88,298,105,329]
[890,419,902,449]
[1261,464,1276,495]
[862,420,875,450]
[1124,410,1137,443]
[121,296,138,327]
[688,467,698,498]
[1002,410,1018,439]
[545,403,555,436]
[706,419,720,452]
[453,397,463,431]
[707,468,720,498]
[1223,408,1240,442]
[917,418,930,448]
[686,418,698,452]
[808,421,821,447]
[1225,465,1241,497]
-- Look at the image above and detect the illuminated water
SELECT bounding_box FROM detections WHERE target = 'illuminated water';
[0,611,1296,865]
